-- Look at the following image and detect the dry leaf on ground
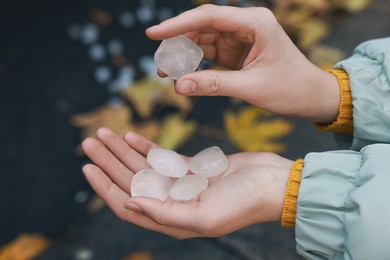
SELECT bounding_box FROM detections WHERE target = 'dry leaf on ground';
[308,44,346,69]
[121,76,192,119]
[122,251,153,260]
[156,113,198,150]
[224,106,294,153]
[71,103,160,154]
[0,234,51,260]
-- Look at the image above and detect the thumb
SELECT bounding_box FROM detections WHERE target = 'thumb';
[175,69,258,100]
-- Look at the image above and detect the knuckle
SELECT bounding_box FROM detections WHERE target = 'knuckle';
[205,74,222,95]
[120,208,134,221]
[244,7,276,27]
[254,7,278,25]
[199,4,216,11]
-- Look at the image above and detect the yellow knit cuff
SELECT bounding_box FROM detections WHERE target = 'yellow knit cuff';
[281,159,303,228]
[316,69,353,134]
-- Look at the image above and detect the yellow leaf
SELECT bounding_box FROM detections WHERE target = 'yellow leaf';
[308,44,346,69]
[274,0,329,12]
[192,0,212,5]
[0,234,51,260]
[122,251,153,260]
[121,76,192,119]
[296,17,330,50]
[87,195,106,213]
[71,103,134,139]
[332,0,373,13]
[70,103,160,154]
[223,106,294,153]
[156,113,197,150]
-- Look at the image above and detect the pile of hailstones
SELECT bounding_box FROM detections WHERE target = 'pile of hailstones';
[131,146,229,201]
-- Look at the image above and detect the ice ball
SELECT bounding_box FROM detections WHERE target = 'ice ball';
[190,146,229,178]
[147,148,189,177]
[131,168,172,201]
[154,35,203,79]
[169,175,208,201]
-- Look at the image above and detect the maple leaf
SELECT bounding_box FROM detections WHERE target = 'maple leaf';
[156,113,198,150]
[223,106,294,153]
[121,76,192,119]
[70,103,160,154]
[0,234,51,260]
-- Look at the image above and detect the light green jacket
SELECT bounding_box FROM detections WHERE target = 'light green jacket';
[296,37,390,259]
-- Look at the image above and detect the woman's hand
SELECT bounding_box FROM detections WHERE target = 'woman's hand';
[147,4,340,123]
[82,127,293,239]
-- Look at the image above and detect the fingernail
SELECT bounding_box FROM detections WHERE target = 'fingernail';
[179,79,196,94]
[126,202,143,213]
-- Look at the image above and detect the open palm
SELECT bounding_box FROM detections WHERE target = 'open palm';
[82,127,293,239]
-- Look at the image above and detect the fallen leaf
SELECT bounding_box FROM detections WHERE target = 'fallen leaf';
[223,106,294,153]
[308,44,346,69]
[71,103,160,154]
[121,76,192,119]
[88,8,112,26]
[192,0,212,5]
[87,195,106,213]
[112,55,129,67]
[71,103,134,139]
[332,0,373,13]
[273,0,330,12]
[122,251,153,260]
[0,234,51,260]
[156,113,198,150]
[296,17,330,50]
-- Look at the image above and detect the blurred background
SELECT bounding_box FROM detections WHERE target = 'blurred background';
[1,0,389,259]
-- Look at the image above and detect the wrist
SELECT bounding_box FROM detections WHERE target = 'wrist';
[316,69,353,134]
[302,66,342,123]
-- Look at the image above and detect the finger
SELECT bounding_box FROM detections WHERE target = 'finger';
[83,164,131,215]
[174,69,260,101]
[82,137,133,192]
[157,68,168,77]
[123,131,159,157]
[146,5,252,40]
[125,197,207,234]
[125,201,202,239]
[83,164,199,238]
[96,127,149,173]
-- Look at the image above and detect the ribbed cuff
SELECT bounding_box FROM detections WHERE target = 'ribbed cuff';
[281,159,303,228]
[316,69,353,134]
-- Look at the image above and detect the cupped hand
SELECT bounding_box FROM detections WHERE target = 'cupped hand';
[82,127,293,239]
[147,4,340,123]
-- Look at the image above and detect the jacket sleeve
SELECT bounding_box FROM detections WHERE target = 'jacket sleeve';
[295,38,390,259]
[296,144,390,259]
[333,37,390,150]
